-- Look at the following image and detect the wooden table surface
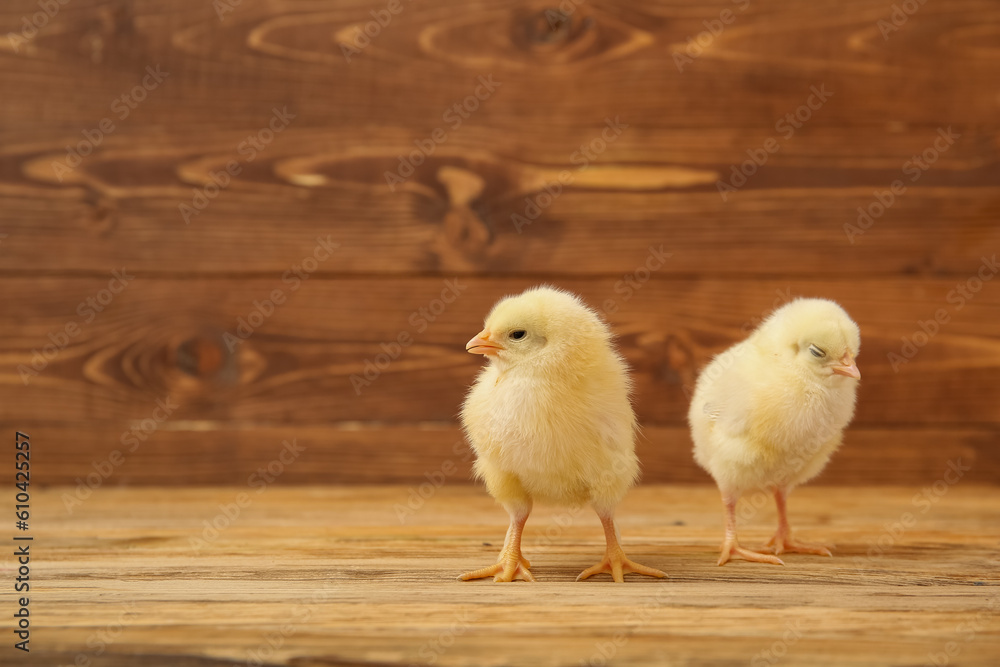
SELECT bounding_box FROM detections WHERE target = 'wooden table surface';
[13,484,1000,666]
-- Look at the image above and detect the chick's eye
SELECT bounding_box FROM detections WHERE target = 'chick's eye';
[809,345,825,358]
[509,330,527,341]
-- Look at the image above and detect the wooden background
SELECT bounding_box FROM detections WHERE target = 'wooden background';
[1,0,998,487]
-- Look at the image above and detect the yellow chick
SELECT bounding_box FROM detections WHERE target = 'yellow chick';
[459,286,666,583]
[688,298,861,566]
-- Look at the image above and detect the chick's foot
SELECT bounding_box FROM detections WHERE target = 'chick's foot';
[764,532,832,557]
[718,536,784,566]
[765,489,832,557]
[576,545,667,583]
[459,550,535,582]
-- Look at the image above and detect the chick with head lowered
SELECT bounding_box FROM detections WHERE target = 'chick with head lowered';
[459,286,666,583]
[689,298,861,566]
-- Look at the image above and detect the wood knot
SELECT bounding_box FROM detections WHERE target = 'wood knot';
[416,5,650,71]
[437,165,492,255]
[175,335,227,379]
[527,9,573,44]
[79,189,117,236]
[513,7,595,53]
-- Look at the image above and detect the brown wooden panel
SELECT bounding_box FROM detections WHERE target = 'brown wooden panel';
[22,423,1000,487]
[1,125,997,276]
[2,0,999,490]
[0,1,998,278]
[1,276,998,426]
[0,0,996,129]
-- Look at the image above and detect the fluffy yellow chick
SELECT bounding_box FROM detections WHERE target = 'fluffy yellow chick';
[459,286,665,583]
[689,298,861,566]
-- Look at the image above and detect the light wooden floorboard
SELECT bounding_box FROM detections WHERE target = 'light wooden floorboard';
[10,485,1000,666]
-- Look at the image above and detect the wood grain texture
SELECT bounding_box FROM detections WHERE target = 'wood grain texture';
[12,485,1000,667]
[2,180,998,276]
[1,0,998,485]
[0,0,997,277]
[22,423,1000,487]
[1,277,998,424]
[0,125,997,276]
[1,0,998,128]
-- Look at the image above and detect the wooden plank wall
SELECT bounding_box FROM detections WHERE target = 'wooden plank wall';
[0,0,997,486]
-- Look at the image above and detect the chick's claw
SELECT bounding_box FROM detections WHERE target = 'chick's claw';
[459,551,535,583]
[576,548,667,583]
[718,538,784,566]
[764,534,833,557]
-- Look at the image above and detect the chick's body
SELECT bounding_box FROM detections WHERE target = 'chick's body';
[459,286,663,583]
[689,298,861,566]
[690,338,856,496]
[463,325,636,511]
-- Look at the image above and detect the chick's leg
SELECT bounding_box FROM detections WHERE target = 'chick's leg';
[576,510,666,583]
[764,488,832,557]
[459,503,535,582]
[718,494,784,566]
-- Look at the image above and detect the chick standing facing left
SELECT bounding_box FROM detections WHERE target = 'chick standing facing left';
[689,298,861,566]
[459,286,665,583]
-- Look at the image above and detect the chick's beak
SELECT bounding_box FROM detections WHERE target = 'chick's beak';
[466,330,504,356]
[831,352,861,379]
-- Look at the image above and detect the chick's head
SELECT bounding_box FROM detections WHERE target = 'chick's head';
[758,298,861,382]
[466,286,608,371]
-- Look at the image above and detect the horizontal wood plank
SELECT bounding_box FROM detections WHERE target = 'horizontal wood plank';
[0,125,997,276]
[1,277,998,426]
[19,423,1000,487]
[0,0,997,128]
